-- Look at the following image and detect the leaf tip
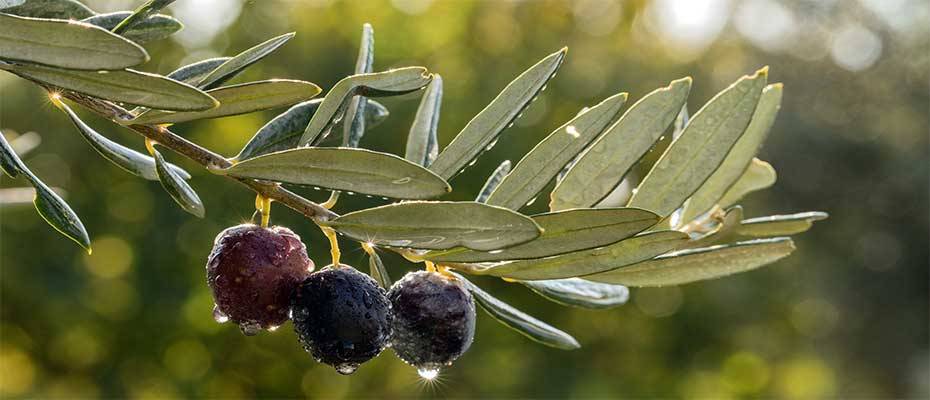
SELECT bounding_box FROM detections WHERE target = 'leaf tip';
[756,65,769,77]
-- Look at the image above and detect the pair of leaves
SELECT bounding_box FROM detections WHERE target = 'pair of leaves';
[423,207,659,263]
[321,201,542,251]
[150,143,204,218]
[429,48,566,180]
[196,33,295,90]
[0,129,90,251]
[82,11,182,43]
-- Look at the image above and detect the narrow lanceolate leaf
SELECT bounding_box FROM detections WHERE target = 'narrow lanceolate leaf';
[218,147,450,200]
[112,0,176,35]
[298,67,432,146]
[487,92,628,210]
[425,207,659,263]
[197,33,295,90]
[454,273,580,350]
[167,57,231,85]
[153,147,204,218]
[53,99,189,180]
[324,201,542,251]
[0,130,90,250]
[366,248,392,288]
[521,278,629,309]
[0,13,148,70]
[475,160,510,203]
[128,80,321,124]
[83,11,182,43]
[736,211,829,237]
[551,78,692,211]
[0,0,95,19]
[629,68,768,217]
[405,74,443,166]
[680,84,783,223]
[343,23,374,148]
[465,230,688,280]
[585,237,795,286]
[3,63,217,111]
[429,48,566,180]
[718,158,776,208]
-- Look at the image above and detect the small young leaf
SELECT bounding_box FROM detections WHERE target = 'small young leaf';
[167,57,231,85]
[82,11,182,43]
[298,67,432,146]
[366,247,392,288]
[54,98,189,180]
[2,63,217,111]
[550,78,692,211]
[735,211,829,237]
[127,80,321,124]
[0,0,95,19]
[585,237,795,286]
[197,32,295,90]
[718,158,776,208]
[680,84,783,223]
[153,147,204,218]
[521,278,629,309]
[0,13,148,70]
[405,74,443,166]
[342,23,374,148]
[218,147,450,200]
[323,201,542,251]
[452,273,580,350]
[475,160,510,203]
[429,48,566,180]
[684,206,743,249]
[464,230,688,280]
[629,68,768,217]
[112,0,175,35]
[425,207,659,263]
[486,92,628,210]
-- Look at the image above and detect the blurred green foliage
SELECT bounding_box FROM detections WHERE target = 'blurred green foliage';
[1,0,927,398]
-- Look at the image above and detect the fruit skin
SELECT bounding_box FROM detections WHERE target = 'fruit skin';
[291,265,394,374]
[388,271,476,370]
[206,224,313,333]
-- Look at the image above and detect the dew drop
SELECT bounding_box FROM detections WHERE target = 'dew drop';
[392,177,412,184]
[417,367,440,380]
[213,305,229,323]
[239,321,262,336]
[335,363,359,375]
[267,325,280,332]
[525,197,537,206]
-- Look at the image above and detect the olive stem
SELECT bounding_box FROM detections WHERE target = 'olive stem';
[321,226,341,267]
[255,194,272,228]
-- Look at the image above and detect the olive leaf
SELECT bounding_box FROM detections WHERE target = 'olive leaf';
[126,79,321,124]
[486,92,628,210]
[453,273,580,350]
[462,230,688,280]
[366,247,392,288]
[405,74,442,167]
[629,68,768,217]
[735,211,829,237]
[718,158,776,208]
[54,98,190,180]
[152,146,204,218]
[0,0,95,19]
[475,160,510,203]
[680,84,783,224]
[82,11,182,43]
[428,48,566,180]
[585,237,795,287]
[550,78,692,211]
[521,278,629,309]
[0,13,148,70]
[298,67,432,146]
[167,57,231,85]
[0,129,90,251]
[197,32,295,90]
[217,147,450,200]
[342,23,374,148]
[112,0,175,35]
[424,207,659,263]
[322,201,542,251]
[1,63,218,111]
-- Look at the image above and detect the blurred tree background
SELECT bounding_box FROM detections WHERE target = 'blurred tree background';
[1,0,927,398]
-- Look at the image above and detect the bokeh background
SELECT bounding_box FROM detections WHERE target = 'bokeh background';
[1,0,928,398]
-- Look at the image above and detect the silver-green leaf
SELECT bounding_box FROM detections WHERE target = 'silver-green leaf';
[521,278,629,309]
[167,57,231,85]
[342,23,374,148]
[429,48,566,180]
[735,211,829,237]
[82,11,182,43]
[405,74,443,167]
[0,0,95,20]
[112,0,175,35]
[0,13,148,70]
[153,147,204,218]
[487,92,628,210]
[718,158,776,208]
[196,32,295,90]
[629,68,768,217]
[217,147,450,200]
[367,247,392,288]
[585,237,795,286]
[475,160,510,203]
[323,201,542,251]
[550,78,692,211]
